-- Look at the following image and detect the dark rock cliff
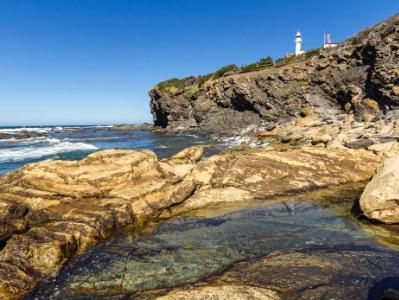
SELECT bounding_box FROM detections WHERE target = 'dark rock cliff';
[150,14,399,135]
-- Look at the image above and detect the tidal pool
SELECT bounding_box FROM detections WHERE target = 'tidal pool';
[28,199,399,300]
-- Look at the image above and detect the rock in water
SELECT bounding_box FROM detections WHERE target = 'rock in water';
[0,147,202,299]
[156,285,281,300]
[360,156,399,223]
[0,146,382,298]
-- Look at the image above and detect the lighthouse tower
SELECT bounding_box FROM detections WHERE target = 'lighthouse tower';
[295,31,305,56]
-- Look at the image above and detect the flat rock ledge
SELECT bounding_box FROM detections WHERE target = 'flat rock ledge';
[0,146,382,299]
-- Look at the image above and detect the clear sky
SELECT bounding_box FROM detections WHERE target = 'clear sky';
[0,0,397,126]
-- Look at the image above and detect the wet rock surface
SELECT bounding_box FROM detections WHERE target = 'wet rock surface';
[0,147,203,299]
[0,131,47,140]
[28,198,399,300]
[0,145,387,298]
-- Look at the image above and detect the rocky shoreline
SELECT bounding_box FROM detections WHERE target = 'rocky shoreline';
[0,139,398,298]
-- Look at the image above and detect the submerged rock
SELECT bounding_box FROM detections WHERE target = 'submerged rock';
[156,285,280,300]
[185,249,399,300]
[28,197,399,300]
[0,145,383,298]
[360,156,399,224]
[0,147,201,299]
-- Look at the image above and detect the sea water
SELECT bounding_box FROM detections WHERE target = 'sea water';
[0,125,228,175]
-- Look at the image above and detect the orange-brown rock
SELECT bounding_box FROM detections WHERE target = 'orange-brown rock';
[169,147,382,214]
[156,285,280,300]
[0,147,202,299]
[0,145,383,298]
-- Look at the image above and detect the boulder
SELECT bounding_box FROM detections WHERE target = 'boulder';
[360,156,399,223]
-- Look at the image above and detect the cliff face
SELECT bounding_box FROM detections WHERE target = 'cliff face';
[150,14,399,134]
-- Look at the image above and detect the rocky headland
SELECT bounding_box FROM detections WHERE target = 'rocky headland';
[150,14,399,144]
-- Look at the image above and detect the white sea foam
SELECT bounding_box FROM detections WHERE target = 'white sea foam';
[0,127,54,134]
[0,140,98,163]
[219,136,251,147]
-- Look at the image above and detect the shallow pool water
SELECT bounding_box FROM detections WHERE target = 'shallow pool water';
[28,199,399,299]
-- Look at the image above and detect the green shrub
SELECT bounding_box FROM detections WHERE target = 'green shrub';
[241,56,273,72]
[156,77,196,94]
[213,64,239,79]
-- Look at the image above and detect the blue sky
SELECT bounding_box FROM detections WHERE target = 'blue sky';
[0,1,397,126]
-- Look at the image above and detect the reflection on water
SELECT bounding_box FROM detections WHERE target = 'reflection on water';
[28,200,399,299]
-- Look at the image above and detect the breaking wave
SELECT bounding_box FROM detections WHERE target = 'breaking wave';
[0,138,98,163]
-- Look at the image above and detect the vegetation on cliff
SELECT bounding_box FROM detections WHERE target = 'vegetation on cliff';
[154,56,275,95]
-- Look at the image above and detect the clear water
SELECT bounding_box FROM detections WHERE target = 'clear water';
[0,125,231,175]
[28,200,399,300]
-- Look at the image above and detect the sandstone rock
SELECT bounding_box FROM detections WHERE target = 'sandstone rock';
[171,147,381,214]
[256,131,276,139]
[0,147,202,299]
[368,141,399,155]
[156,285,280,300]
[198,249,399,300]
[0,145,385,298]
[360,156,399,223]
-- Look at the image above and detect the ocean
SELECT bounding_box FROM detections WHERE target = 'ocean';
[0,125,249,175]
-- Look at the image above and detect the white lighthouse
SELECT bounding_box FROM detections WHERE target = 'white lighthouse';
[295,31,305,56]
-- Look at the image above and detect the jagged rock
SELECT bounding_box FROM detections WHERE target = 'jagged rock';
[150,14,399,135]
[0,147,201,299]
[0,131,47,140]
[106,123,153,131]
[360,156,399,224]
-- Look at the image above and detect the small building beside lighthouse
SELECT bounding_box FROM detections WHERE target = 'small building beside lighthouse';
[295,31,305,56]
[323,34,338,48]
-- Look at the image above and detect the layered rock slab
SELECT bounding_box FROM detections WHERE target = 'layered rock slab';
[156,285,280,300]
[0,147,203,299]
[162,249,399,300]
[0,145,383,298]
[169,147,382,214]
